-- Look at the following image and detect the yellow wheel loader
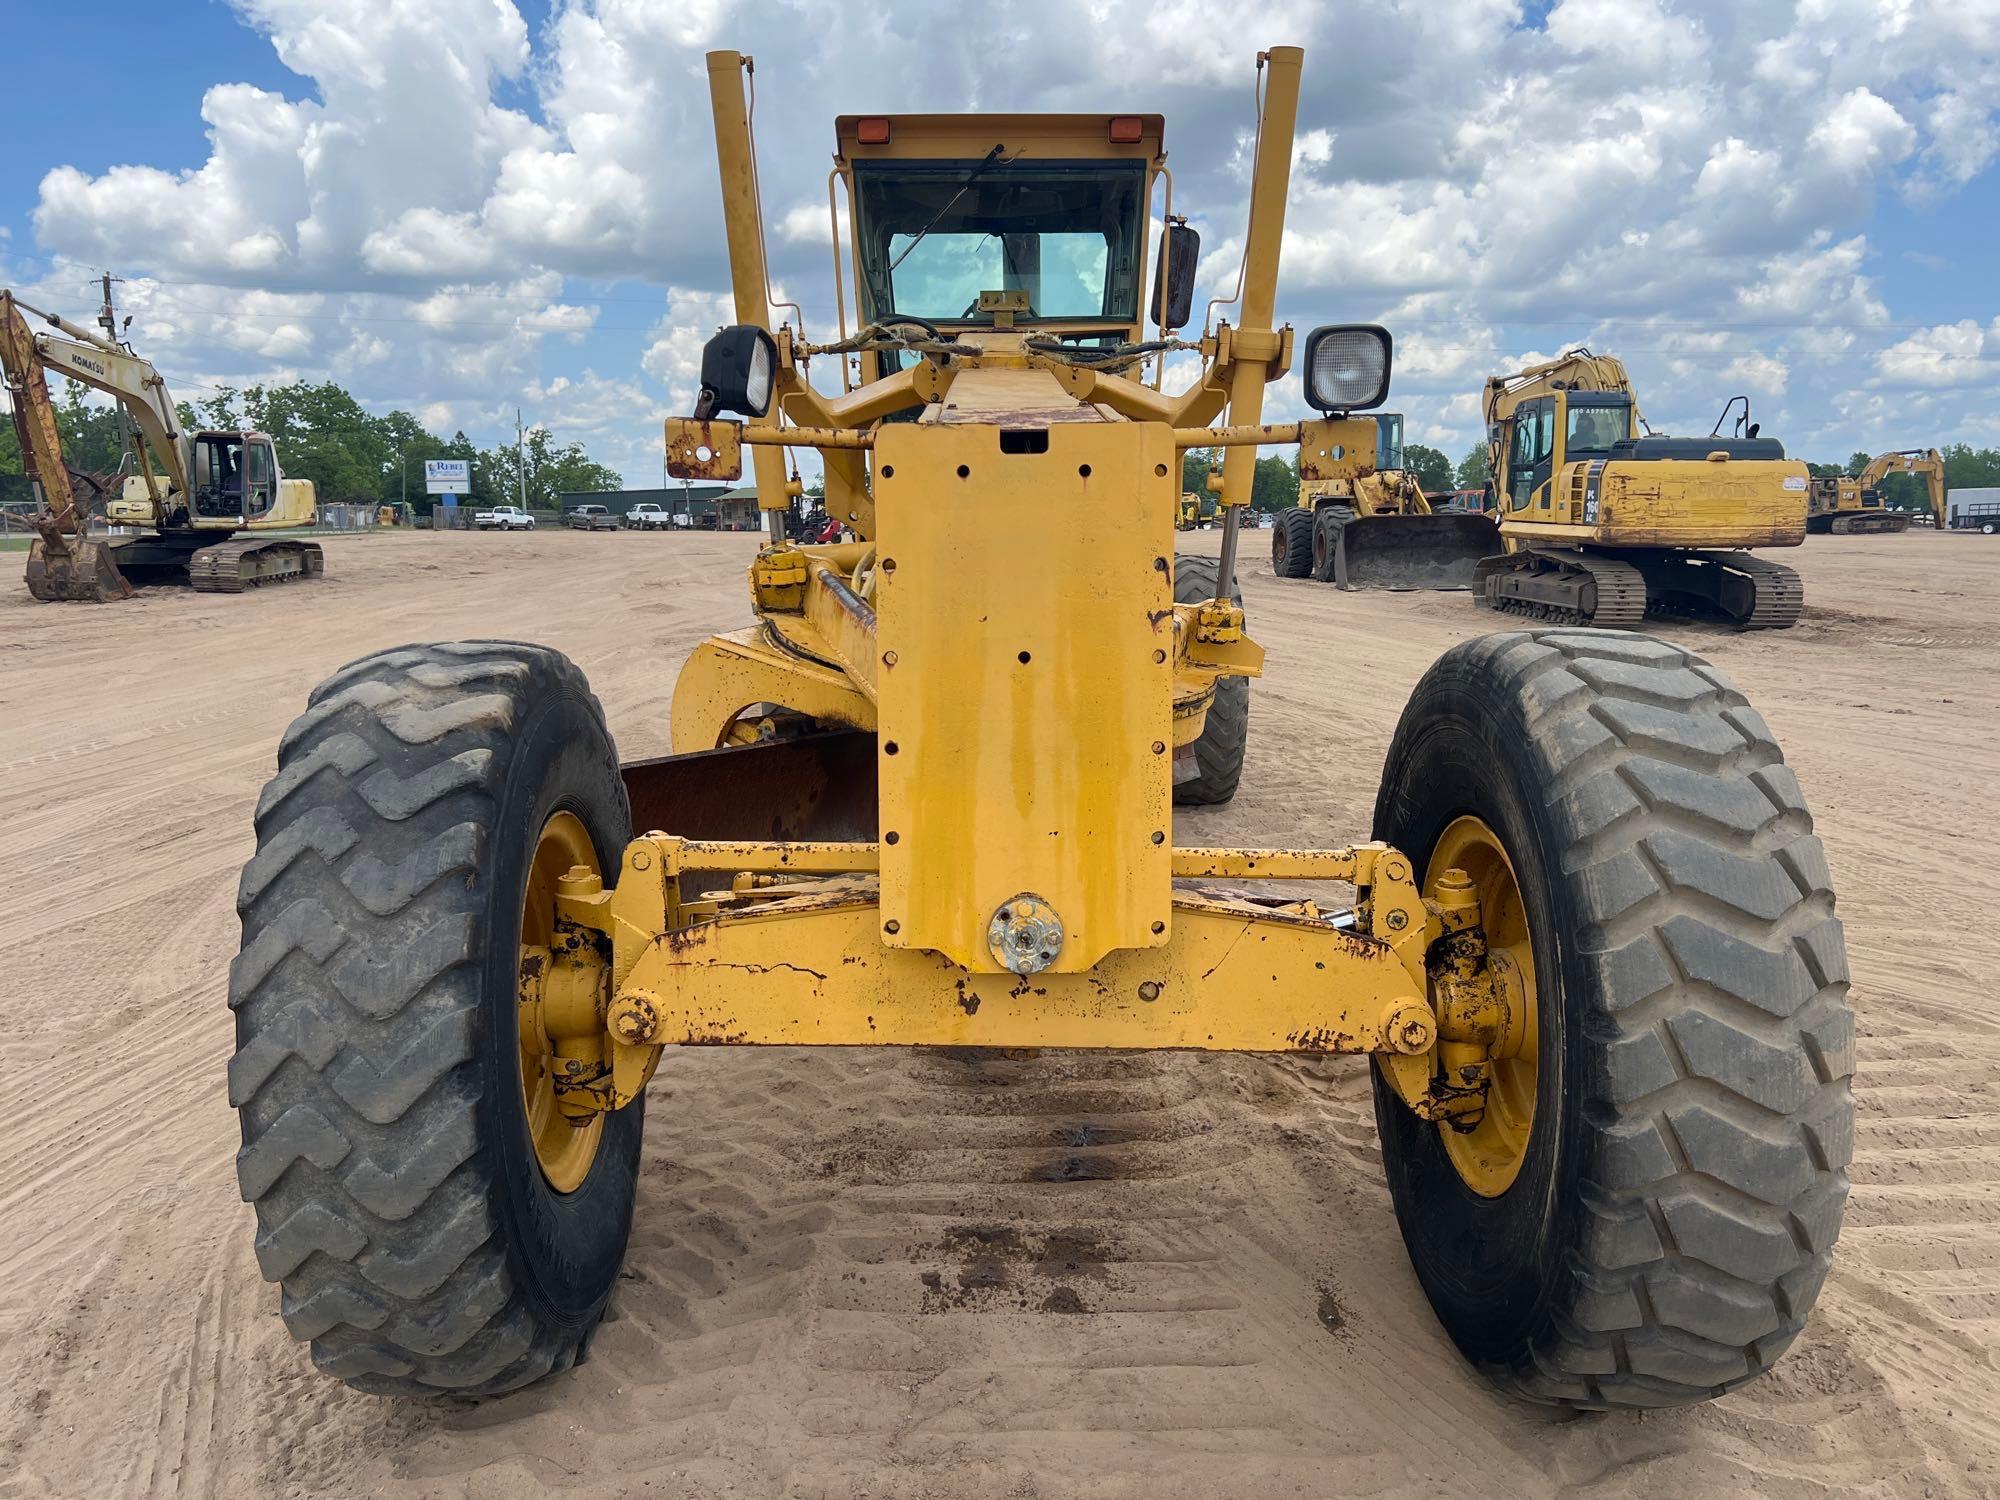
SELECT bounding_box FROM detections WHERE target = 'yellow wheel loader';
[229,46,1851,1410]
[1467,353,1810,628]
[1270,407,1497,589]
[1808,449,1944,534]
[1,290,322,601]
[1175,490,1218,530]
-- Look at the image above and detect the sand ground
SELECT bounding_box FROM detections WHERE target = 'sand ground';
[0,526,1996,1498]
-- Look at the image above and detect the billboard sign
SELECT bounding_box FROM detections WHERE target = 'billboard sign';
[424,459,471,494]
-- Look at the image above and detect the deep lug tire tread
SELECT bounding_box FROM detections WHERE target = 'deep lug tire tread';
[1310,503,1356,583]
[1372,627,1852,1410]
[231,640,638,1397]
[1272,508,1316,578]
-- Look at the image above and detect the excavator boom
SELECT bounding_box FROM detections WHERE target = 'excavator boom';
[1859,449,1946,529]
[1808,448,1944,533]
[1,291,134,600]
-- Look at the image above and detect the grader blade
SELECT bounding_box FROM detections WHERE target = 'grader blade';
[24,531,134,602]
[621,728,877,844]
[1331,512,1499,591]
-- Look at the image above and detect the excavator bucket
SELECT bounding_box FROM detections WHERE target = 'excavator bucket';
[24,531,134,602]
[1331,513,1500,591]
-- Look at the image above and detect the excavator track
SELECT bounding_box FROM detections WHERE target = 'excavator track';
[1640,551,1803,631]
[1713,552,1804,630]
[1476,549,1647,628]
[1826,512,1910,535]
[187,537,325,594]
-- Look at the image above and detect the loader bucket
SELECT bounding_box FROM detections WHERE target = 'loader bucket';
[1331,513,1500,592]
[24,534,135,602]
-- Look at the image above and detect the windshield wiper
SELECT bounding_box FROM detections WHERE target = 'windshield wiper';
[886,144,1006,275]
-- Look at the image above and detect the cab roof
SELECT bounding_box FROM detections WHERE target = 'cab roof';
[834,113,1165,165]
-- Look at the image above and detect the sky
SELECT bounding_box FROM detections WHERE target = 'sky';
[3,0,1998,487]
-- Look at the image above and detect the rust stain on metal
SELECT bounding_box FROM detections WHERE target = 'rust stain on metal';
[610,995,659,1045]
[664,922,716,956]
[664,416,743,480]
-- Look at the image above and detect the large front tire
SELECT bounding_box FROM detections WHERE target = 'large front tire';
[230,641,643,1396]
[1371,629,1852,1408]
[1172,555,1248,806]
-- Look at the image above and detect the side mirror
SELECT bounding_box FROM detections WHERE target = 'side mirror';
[1150,222,1201,331]
[694,324,777,420]
[1302,324,1393,413]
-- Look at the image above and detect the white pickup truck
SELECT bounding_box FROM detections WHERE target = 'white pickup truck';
[625,503,674,530]
[474,504,535,531]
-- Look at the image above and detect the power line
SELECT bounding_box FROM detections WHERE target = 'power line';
[8,246,1993,338]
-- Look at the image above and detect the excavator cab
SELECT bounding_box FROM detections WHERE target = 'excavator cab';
[190,432,278,523]
[1495,393,1634,513]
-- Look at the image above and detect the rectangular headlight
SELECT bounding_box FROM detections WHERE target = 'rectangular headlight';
[1302,324,1393,413]
[697,324,778,420]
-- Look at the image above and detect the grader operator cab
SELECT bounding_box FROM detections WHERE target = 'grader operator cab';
[229,46,1850,1413]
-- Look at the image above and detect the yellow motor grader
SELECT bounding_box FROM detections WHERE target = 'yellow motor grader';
[229,46,1852,1411]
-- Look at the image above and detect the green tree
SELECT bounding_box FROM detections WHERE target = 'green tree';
[1181,446,1219,497]
[1846,451,1873,477]
[199,385,243,431]
[1250,451,1297,512]
[476,428,623,511]
[1805,461,1846,478]
[51,380,127,475]
[1941,442,2000,490]
[1403,442,1454,493]
[1455,443,1490,488]
[375,410,451,510]
[8,368,627,518]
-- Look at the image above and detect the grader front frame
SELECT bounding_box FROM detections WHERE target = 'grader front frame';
[230,43,1852,1413]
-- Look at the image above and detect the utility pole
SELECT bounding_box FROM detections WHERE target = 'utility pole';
[97,272,134,469]
[516,408,528,512]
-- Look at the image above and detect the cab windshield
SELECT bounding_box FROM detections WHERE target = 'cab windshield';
[1565,400,1631,455]
[852,159,1146,326]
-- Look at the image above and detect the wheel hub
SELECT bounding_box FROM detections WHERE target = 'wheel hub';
[1424,816,1539,1198]
[518,810,608,1193]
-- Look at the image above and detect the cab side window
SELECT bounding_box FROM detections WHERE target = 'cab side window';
[245,442,275,518]
[1509,401,1551,509]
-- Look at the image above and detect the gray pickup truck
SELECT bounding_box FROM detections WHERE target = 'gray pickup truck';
[565,504,621,532]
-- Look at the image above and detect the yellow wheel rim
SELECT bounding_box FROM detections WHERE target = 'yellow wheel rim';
[1428,815,1540,1198]
[519,810,605,1194]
